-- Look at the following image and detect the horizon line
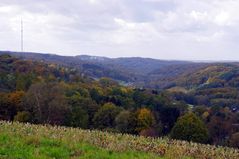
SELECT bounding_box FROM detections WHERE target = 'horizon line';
[1,50,239,63]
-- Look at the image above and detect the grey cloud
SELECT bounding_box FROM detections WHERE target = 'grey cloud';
[0,0,239,60]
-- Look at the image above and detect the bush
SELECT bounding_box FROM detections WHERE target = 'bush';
[139,128,158,137]
[14,111,31,122]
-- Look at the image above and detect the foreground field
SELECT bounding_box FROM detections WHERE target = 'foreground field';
[0,121,238,159]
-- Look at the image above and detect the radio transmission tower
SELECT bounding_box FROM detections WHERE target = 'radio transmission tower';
[21,19,24,52]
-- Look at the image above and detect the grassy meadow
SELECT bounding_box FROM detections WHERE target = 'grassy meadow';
[0,121,238,159]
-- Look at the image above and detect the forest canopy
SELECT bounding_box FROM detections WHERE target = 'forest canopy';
[0,54,238,148]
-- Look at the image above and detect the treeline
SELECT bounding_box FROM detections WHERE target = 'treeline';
[0,55,238,148]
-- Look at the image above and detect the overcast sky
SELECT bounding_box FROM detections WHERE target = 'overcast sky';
[0,0,239,60]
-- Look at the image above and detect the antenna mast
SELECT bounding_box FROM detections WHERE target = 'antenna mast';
[21,19,23,52]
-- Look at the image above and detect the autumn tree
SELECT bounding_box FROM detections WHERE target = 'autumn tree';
[229,132,239,148]
[136,108,155,133]
[8,91,25,111]
[207,107,237,145]
[24,82,70,125]
[99,78,118,88]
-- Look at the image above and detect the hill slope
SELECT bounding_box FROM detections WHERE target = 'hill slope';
[3,51,239,89]
[165,63,239,110]
[0,51,194,85]
[1,121,239,159]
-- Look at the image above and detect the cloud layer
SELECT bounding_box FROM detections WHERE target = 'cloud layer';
[0,0,239,60]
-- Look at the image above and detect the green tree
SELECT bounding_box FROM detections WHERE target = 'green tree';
[170,113,209,143]
[115,110,137,134]
[68,93,99,128]
[0,93,12,120]
[90,88,104,104]
[16,74,32,91]
[93,103,122,129]
[70,107,89,128]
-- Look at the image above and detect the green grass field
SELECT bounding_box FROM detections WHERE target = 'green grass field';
[0,133,163,159]
[0,121,238,159]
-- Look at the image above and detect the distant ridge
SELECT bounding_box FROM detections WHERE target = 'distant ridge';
[1,50,239,90]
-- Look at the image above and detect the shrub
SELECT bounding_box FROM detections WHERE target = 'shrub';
[14,111,31,122]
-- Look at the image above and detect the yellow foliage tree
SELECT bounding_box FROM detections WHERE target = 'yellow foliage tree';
[136,108,155,133]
